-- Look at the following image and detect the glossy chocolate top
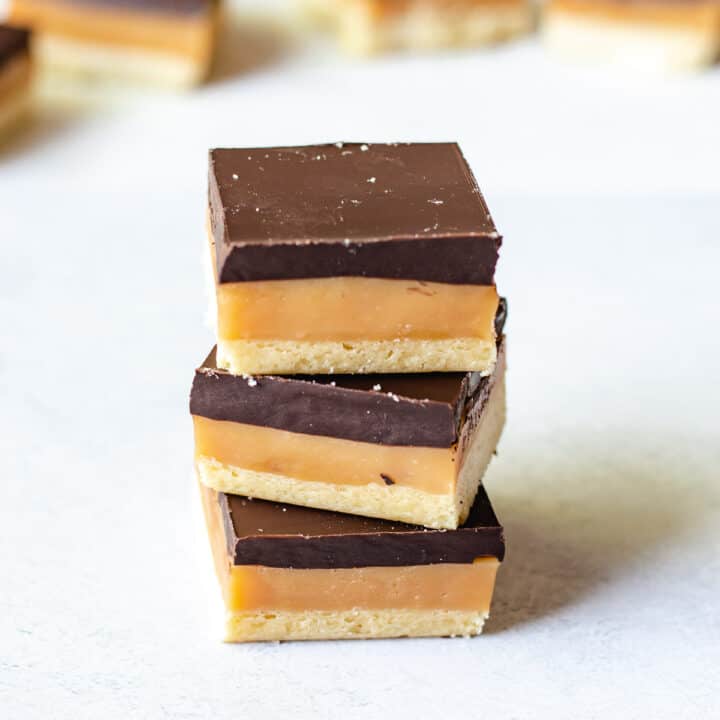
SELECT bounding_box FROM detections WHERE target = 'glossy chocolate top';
[191,331,506,448]
[220,486,505,568]
[208,143,501,284]
[0,25,30,66]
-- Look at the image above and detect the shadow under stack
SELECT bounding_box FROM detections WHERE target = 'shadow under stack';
[191,141,508,642]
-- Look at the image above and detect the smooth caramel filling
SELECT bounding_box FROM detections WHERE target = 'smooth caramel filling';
[216,277,499,342]
[226,562,498,612]
[10,0,215,59]
[549,0,720,30]
[193,416,456,495]
[200,482,498,614]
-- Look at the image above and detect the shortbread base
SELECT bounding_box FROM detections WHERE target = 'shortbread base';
[216,337,497,375]
[224,608,487,642]
[198,457,458,528]
[34,33,209,88]
[544,12,720,71]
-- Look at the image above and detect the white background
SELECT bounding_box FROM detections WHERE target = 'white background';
[1,2,719,718]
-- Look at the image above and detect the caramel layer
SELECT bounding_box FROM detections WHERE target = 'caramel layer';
[193,416,456,495]
[216,277,499,342]
[549,0,720,30]
[0,55,31,101]
[200,483,498,614]
[226,562,498,612]
[10,0,215,59]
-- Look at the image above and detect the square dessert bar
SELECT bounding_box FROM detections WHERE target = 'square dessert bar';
[192,323,506,530]
[208,142,503,376]
[200,483,505,642]
[302,0,534,55]
[544,0,720,71]
[9,0,217,88]
[0,25,32,138]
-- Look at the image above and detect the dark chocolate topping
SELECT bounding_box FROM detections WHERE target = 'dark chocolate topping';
[209,143,501,285]
[49,0,212,15]
[0,25,30,66]
[191,336,506,448]
[220,485,505,569]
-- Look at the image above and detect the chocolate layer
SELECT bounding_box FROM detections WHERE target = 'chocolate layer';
[0,25,30,67]
[209,143,502,285]
[191,335,506,448]
[220,485,505,569]
[46,0,213,16]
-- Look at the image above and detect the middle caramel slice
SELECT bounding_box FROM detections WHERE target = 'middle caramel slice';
[191,332,506,530]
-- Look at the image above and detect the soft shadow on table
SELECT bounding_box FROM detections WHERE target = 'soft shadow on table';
[209,11,298,85]
[484,429,715,633]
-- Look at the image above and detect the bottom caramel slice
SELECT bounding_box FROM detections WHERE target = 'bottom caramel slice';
[200,483,504,642]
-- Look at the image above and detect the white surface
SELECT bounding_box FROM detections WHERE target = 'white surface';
[2,3,720,718]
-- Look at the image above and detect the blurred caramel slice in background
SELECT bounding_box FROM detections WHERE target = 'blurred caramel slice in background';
[544,0,720,71]
[9,0,218,88]
[299,0,534,54]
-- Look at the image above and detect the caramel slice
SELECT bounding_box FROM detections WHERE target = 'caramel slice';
[200,482,505,642]
[191,334,507,530]
[301,0,534,55]
[544,0,720,71]
[208,142,504,374]
[9,0,217,87]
